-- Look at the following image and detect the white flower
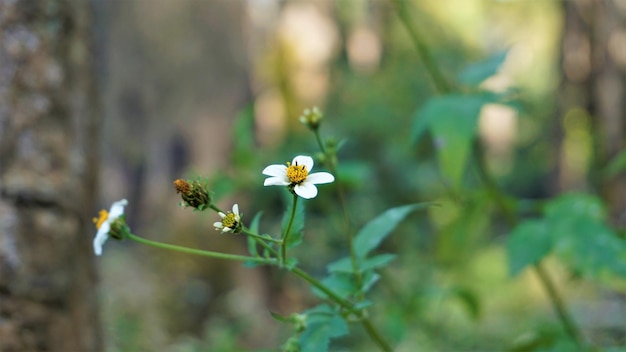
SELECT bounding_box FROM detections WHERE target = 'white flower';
[214,204,242,233]
[262,155,334,199]
[92,199,128,256]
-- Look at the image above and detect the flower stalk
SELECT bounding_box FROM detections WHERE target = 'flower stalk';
[127,233,275,264]
[281,194,298,264]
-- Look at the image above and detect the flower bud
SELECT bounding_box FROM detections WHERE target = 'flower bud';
[299,106,323,131]
[174,178,212,210]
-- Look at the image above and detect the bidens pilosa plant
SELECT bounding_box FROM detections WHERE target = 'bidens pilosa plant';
[92,107,428,352]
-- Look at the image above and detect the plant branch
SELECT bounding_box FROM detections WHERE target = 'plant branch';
[313,129,364,295]
[127,233,275,264]
[473,142,583,346]
[391,0,452,94]
[290,267,393,352]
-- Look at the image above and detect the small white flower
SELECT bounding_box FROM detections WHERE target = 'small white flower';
[92,199,128,256]
[262,155,334,199]
[214,204,242,233]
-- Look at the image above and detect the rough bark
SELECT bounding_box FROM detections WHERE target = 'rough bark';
[0,0,101,351]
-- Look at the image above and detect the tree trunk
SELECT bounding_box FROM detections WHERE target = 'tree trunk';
[0,0,101,351]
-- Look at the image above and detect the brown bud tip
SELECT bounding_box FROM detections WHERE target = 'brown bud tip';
[174,179,191,195]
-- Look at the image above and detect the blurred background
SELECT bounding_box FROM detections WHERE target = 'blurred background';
[1,0,625,351]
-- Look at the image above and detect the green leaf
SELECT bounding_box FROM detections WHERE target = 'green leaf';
[269,311,292,323]
[544,193,605,223]
[298,307,348,352]
[354,203,430,259]
[247,212,263,257]
[361,271,380,294]
[458,51,508,86]
[313,273,355,300]
[449,286,481,319]
[282,195,305,249]
[327,254,396,274]
[507,220,552,276]
[411,94,497,188]
[603,148,626,178]
[507,193,626,281]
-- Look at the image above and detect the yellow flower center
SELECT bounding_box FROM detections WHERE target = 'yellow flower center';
[222,213,238,228]
[93,210,108,229]
[286,162,308,184]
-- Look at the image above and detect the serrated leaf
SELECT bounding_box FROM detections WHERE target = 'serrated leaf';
[299,311,348,352]
[313,273,356,299]
[354,203,430,259]
[327,254,397,274]
[507,220,552,276]
[544,193,605,223]
[361,271,380,294]
[553,221,626,279]
[458,50,508,86]
[411,94,497,188]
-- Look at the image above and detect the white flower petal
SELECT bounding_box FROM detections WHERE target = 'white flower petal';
[218,212,226,218]
[262,164,287,177]
[294,182,318,199]
[232,204,239,216]
[222,227,233,233]
[213,222,224,228]
[108,199,128,220]
[93,222,110,256]
[306,172,335,185]
[264,176,290,186]
[293,155,314,171]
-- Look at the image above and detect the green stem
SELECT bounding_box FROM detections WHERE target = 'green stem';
[473,143,583,346]
[281,194,298,264]
[127,233,274,264]
[241,228,280,257]
[391,0,452,94]
[534,262,583,345]
[209,204,224,213]
[242,228,282,243]
[313,129,363,294]
[290,267,393,352]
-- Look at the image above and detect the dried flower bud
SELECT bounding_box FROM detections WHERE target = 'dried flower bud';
[174,178,211,210]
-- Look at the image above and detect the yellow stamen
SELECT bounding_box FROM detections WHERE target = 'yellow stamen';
[286,162,308,184]
[93,210,108,229]
[222,213,238,228]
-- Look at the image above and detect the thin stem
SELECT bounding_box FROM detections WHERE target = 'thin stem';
[473,143,583,346]
[127,233,274,264]
[290,267,393,352]
[241,228,280,258]
[534,262,583,344]
[281,194,298,264]
[391,0,452,94]
[313,129,363,294]
[209,204,223,213]
[242,228,282,243]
